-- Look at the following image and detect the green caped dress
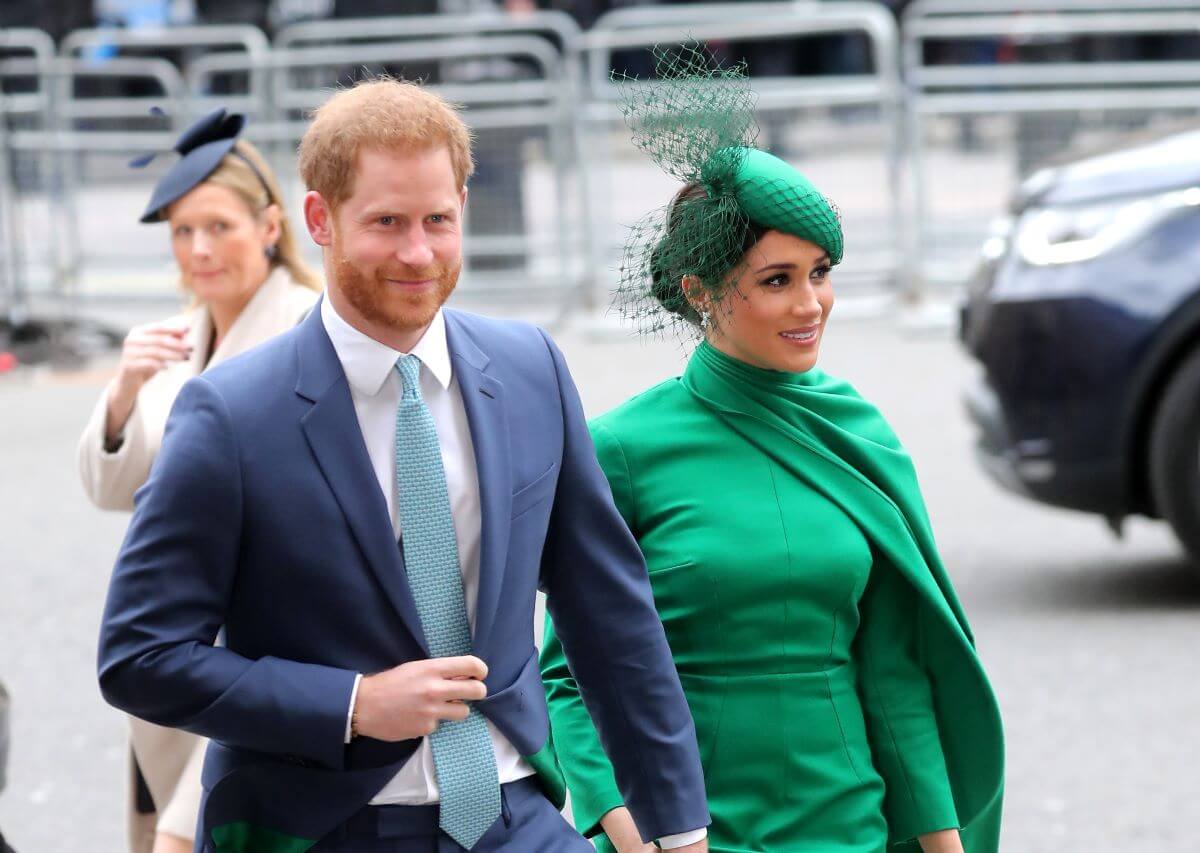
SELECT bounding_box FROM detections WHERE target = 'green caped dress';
[540,342,1004,853]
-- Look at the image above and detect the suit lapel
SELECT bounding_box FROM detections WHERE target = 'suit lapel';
[445,312,511,657]
[294,303,429,655]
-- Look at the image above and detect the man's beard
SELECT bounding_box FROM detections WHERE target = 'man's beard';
[331,239,460,333]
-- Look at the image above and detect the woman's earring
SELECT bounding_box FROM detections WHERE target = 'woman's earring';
[264,244,278,261]
[700,310,711,331]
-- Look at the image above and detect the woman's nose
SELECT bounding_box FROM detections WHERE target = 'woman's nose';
[792,286,822,320]
[190,232,213,258]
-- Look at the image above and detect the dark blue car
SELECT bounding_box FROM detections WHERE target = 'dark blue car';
[961,127,1200,566]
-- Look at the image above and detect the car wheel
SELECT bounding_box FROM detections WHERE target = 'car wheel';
[1150,346,1200,566]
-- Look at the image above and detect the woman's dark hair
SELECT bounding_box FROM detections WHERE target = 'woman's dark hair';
[649,181,769,325]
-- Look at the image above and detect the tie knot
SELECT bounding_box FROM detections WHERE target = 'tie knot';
[395,354,422,400]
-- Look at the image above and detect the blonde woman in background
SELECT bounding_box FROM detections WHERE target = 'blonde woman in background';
[77,109,321,853]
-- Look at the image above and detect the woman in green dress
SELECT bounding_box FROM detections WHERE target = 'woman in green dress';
[538,52,1003,853]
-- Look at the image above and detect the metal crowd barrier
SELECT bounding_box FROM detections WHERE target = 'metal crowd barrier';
[578,1,904,306]
[0,28,55,324]
[9,3,1200,330]
[904,0,1200,19]
[902,8,1200,292]
[0,28,54,120]
[0,56,185,315]
[274,9,581,52]
[61,25,271,122]
[590,0,821,31]
[0,94,19,324]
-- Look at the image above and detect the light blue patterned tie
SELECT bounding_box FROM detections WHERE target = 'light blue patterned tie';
[394,354,501,849]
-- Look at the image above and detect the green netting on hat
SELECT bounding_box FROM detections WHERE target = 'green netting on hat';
[618,43,759,184]
[613,43,843,339]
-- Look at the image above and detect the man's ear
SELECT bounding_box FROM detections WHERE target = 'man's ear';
[303,191,333,247]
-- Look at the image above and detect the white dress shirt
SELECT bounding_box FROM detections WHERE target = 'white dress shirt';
[321,297,535,803]
[321,298,706,848]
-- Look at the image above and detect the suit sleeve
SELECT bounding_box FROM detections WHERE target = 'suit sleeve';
[535,330,708,844]
[97,376,357,770]
[539,423,633,838]
[855,554,959,843]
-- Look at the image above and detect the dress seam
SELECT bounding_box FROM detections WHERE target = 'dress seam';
[824,670,865,784]
[703,675,730,781]
[595,421,639,534]
[764,462,793,665]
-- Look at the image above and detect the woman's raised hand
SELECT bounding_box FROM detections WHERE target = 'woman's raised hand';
[105,321,192,446]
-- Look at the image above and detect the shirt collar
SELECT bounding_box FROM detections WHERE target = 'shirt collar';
[320,295,453,397]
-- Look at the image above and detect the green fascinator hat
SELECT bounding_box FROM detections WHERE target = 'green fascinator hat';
[719,147,843,264]
[615,45,843,335]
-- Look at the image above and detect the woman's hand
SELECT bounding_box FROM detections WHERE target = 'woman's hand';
[599,807,656,853]
[918,828,964,853]
[105,321,192,445]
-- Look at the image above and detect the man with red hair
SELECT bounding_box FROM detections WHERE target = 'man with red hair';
[98,78,710,853]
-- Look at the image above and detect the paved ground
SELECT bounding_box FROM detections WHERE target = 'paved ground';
[1,305,1198,852]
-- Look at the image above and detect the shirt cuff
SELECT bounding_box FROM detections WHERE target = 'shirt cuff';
[102,428,127,454]
[96,379,136,453]
[344,673,363,744]
[658,828,707,849]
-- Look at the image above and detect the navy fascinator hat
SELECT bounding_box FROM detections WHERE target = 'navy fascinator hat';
[135,108,265,223]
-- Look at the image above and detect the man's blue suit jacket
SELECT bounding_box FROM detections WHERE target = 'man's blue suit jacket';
[97,304,708,850]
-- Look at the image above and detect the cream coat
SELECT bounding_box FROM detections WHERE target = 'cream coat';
[78,267,319,849]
